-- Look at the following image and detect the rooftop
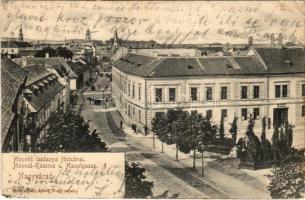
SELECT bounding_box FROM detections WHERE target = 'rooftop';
[13,57,78,78]
[113,47,304,77]
[23,64,53,86]
[252,47,305,74]
[1,57,27,146]
[1,41,33,48]
[24,81,64,112]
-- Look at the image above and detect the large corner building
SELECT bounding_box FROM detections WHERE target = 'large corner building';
[112,46,305,149]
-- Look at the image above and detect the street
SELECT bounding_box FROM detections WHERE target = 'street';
[77,77,271,198]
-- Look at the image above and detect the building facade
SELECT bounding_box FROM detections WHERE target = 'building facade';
[112,47,305,148]
[22,64,65,151]
[13,57,78,110]
[1,41,33,56]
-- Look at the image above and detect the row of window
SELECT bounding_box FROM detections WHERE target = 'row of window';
[155,85,261,102]
[127,105,142,123]
[155,83,305,103]
[241,85,260,99]
[113,73,305,102]
[1,49,17,53]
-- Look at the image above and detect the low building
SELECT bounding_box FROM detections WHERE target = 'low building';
[22,64,65,151]
[1,41,33,56]
[1,57,27,152]
[13,57,78,108]
[112,47,305,149]
[68,61,89,89]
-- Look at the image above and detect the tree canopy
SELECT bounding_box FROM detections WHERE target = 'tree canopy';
[151,109,217,167]
[35,46,73,59]
[125,162,154,198]
[40,109,107,152]
[267,155,305,198]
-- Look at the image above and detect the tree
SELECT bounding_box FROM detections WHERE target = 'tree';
[267,155,305,198]
[151,112,170,153]
[40,109,107,152]
[35,47,57,57]
[229,116,238,145]
[219,116,225,143]
[197,116,217,175]
[35,46,73,59]
[244,118,262,162]
[260,117,272,161]
[166,109,189,161]
[272,127,281,161]
[173,111,217,171]
[176,112,199,169]
[279,127,288,159]
[284,121,294,150]
[125,162,154,198]
[56,46,73,59]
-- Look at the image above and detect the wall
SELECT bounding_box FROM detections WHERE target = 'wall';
[70,78,77,91]
[1,47,19,55]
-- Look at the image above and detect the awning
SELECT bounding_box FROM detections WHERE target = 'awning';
[32,85,39,89]
[43,80,49,84]
[47,77,53,81]
[38,83,44,87]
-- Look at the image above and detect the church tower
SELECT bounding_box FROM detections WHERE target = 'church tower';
[19,26,24,41]
[85,28,91,41]
[113,30,120,47]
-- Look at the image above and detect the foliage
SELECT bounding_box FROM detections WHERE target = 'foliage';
[267,155,305,198]
[219,116,225,143]
[152,112,170,152]
[174,111,217,168]
[229,116,238,145]
[238,118,295,165]
[34,46,73,59]
[35,47,57,57]
[70,93,78,108]
[236,137,247,160]
[237,118,263,162]
[166,109,189,160]
[125,162,154,198]
[272,123,294,162]
[40,109,107,152]
[272,127,281,161]
[56,46,74,59]
[260,117,272,161]
[244,118,262,162]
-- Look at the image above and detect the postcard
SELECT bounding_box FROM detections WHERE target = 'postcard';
[1,0,304,199]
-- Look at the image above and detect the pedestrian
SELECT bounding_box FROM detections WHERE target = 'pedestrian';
[144,125,148,135]
[120,120,123,129]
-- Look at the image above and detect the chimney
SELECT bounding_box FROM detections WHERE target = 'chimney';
[278,33,283,47]
[45,52,49,58]
[248,36,253,46]
[21,56,27,67]
[270,33,275,47]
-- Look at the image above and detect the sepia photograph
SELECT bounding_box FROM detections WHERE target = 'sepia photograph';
[1,0,305,198]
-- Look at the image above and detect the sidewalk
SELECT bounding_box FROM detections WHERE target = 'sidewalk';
[108,110,271,198]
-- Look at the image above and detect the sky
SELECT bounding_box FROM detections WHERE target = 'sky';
[1,1,304,44]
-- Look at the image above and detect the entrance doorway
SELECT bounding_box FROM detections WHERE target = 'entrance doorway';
[273,108,288,128]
